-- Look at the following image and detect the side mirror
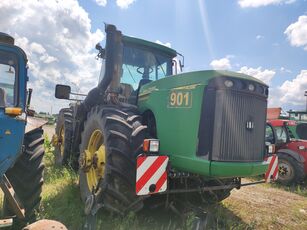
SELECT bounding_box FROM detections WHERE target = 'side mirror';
[55,84,71,99]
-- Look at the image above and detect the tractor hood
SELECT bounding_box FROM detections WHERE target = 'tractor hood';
[138,70,269,178]
[139,70,267,94]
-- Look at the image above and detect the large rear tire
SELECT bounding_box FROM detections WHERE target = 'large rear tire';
[277,153,305,185]
[4,128,45,226]
[54,108,73,166]
[79,106,146,214]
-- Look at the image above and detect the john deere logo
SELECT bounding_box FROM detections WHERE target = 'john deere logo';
[246,121,254,130]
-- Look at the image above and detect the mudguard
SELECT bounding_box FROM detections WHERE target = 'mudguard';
[277,149,305,163]
[25,116,47,134]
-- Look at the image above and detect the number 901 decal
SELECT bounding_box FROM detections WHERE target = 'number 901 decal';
[168,91,192,108]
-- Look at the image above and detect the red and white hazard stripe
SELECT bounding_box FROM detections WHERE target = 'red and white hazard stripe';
[265,154,279,183]
[136,155,169,196]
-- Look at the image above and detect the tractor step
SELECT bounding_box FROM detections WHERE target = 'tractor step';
[0,175,25,219]
[0,218,13,228]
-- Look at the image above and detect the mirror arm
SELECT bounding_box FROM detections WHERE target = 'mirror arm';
[70,92,87,97]
[26,88,32,109]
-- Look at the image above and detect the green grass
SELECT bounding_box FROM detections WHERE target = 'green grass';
[250,175,307,197]
[39,138,307,229]
[268,182,307,197]
[40,137,257,230]
[39,137,85,229]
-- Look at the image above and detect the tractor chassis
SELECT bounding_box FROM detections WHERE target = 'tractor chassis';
[85,175,265,215]
[83,177,265,230]
[0,175,25,228]
[161,178,264,195]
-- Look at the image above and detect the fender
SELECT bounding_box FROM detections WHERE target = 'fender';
[277,149,305,163]
[25,116,47,134]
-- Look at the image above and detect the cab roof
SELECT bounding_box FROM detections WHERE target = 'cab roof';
[267,119,297,127]
[122,35,177,58]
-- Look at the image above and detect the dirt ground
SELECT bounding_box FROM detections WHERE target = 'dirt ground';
[42,124,307,229]
[43,124,55,140]
[223,180,307,229]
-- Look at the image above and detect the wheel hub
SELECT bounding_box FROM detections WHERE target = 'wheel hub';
[51,134,59,146]
[278,161,293,180]
[82,129,106,192]
[59,126,65,156]
[279,165,289,176]
[79,150,93,172]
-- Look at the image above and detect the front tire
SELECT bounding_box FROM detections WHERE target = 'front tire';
[4,128,45,225]
[54,108,73,166]
[79,106,146,214]
[277,153,305,185]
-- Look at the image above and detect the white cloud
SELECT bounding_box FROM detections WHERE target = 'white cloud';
[239,66,276,84]
[238,0,295,8]
[116,0,136,9]
[0,0,104,113]
[256,35,264,40]
[94,0,136,9]
[95,0,107,7]
[278,70,307,106]
[284,15,307,51]
[210,57,232,70]
[155,40,171,48]
[280,66,292,73]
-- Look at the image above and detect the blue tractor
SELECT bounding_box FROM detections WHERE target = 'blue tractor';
[0,32,45,227]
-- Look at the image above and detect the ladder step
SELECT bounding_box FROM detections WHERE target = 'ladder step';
[0,218,13,228]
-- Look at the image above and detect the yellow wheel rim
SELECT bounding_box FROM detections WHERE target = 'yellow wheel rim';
[85,129,106,192]
[59,126,65,156]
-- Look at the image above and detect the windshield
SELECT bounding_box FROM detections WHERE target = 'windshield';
[275,126,288,144]
[121,45,173,90]
[0,50,17,107]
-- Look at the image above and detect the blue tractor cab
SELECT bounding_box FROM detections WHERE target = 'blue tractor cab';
[0,33,46,227]
[0,33,27,176]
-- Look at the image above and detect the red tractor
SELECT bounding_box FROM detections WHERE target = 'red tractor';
[267,119,307,185]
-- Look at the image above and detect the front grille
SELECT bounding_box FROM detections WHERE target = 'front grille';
[197,77,267,162]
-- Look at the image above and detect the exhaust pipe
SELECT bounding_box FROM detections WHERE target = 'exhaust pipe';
[83,24,123,110]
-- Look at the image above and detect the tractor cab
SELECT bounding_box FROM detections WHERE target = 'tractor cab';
[97,34,179,104]
[0,33,27,176]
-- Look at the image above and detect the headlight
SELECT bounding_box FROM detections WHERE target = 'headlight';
[224,80,234,88]
[298,146,305,151]
[143,139,160,153]
[248,84,255,91]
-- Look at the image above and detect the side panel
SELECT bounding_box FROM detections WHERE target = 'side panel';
[0,110,25,176]
[138,72,209,175]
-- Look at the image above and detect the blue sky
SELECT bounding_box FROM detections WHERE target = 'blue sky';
[0,0,306,112]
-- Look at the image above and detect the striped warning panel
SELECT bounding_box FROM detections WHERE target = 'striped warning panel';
[136,155,169,196]
[265,154,279,183]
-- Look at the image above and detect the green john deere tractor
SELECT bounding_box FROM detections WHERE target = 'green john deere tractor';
[54,24,270,215]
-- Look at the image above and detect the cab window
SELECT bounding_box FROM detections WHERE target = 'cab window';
[0,51,17,107]
[121,45,173,90]
[265,125,275,144]
[274,126,288,144]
